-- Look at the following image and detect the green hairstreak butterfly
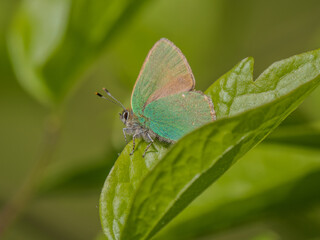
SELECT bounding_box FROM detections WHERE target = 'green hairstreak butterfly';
[96,38,216,157]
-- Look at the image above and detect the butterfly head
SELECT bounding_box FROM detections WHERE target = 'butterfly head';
[120,109,131,125]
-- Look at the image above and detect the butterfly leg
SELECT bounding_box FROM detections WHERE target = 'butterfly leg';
[143,133,154,158]
[122,128,128,144]
[130,133,137,155]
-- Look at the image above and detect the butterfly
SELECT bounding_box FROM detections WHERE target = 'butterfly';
[96,38,216,157]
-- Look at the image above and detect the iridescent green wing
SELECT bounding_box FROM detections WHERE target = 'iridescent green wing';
[131,38,195,116]
[144,91,215,141]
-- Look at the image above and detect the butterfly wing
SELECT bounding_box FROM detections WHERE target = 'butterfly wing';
[131,38,195,116]
[144,91,216,141]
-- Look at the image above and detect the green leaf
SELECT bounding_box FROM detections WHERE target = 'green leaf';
[155,144,320,240]
[100,49,320,240]
[206,53,320,119]
[7,0,151,105]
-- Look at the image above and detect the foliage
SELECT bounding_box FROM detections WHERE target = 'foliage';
[100,50,320,239]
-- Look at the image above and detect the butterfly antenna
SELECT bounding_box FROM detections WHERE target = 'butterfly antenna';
[102,88,126,110]
[95,92,121,106]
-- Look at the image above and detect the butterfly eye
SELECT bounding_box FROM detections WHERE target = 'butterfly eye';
[123,111,129,120]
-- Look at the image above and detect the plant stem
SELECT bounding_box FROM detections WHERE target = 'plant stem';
[0,112,61,237]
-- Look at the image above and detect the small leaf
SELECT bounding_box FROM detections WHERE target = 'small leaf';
[7,0,151,105]
[100,49,320,240]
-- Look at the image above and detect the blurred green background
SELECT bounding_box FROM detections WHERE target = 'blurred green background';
[1,0,320,239]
